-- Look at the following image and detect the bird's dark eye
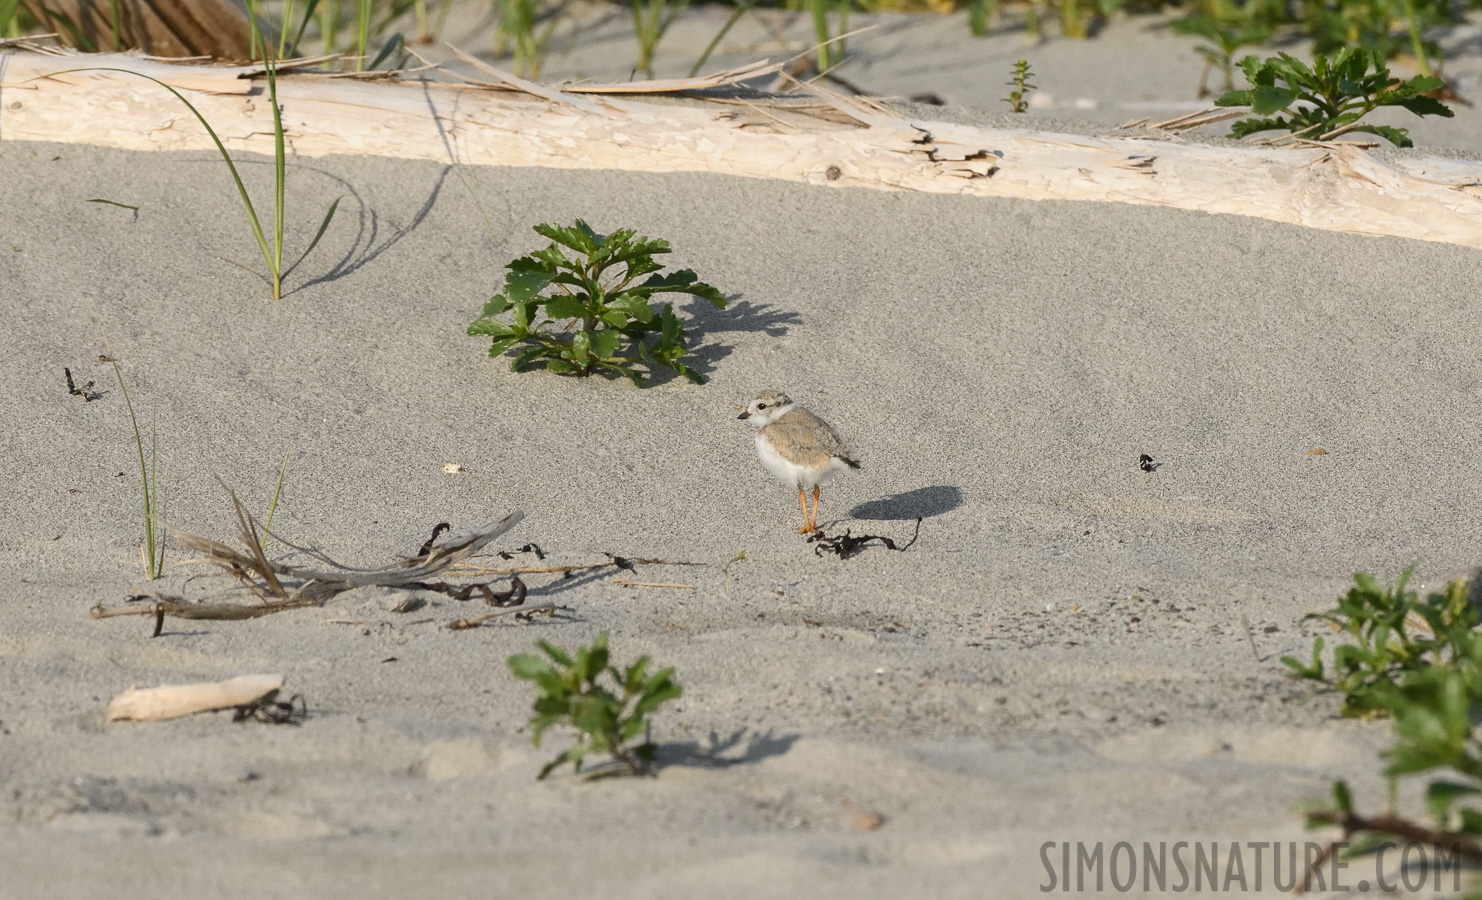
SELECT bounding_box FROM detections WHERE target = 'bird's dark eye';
[757,403,767,409]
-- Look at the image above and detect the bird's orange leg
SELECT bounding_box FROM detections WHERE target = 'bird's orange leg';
[796,487,811,534]
[811,486,822,533]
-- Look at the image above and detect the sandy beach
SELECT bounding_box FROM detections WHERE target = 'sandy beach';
[5,10,1482,897]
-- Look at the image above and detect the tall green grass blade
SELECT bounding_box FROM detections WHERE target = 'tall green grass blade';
[413,0,428,40]
[287,0,323,58]
[281,196,341,280]
[263,449,290,536]
[320,0,342,55]
[368,32,404,69]
[278,0,295,57]
[43,67,274,291]
[42,5,97,51]
[108,0,122,50]
[688,0,754,77]
[0,0,24,38]
[355,0,371,70]
[105,353,163,580]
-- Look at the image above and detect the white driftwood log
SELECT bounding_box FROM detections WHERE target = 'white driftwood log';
[106,673,285,722]
[3,49,1482,249]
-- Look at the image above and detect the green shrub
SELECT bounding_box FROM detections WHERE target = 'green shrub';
[468,220,725,387]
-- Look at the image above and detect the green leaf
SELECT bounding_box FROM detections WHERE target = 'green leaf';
[482,295,511,317]
[1425,781,1480,824]
[545,294,587,319]
[1332,780,1353,814]
[506,270,552,303]
[534,221,598,254]
[485,337,520,358]
[508,653,552,680]
[546,358,576,374]
[1215,89,1254,108]
[508,255,552,276]
[509,346,549,372]
[590,329,621,360]
[1395,95,1454,118]
[1249,84,1299,115]
[1353,124,1414,148]
[571,331,592,364]
[467,318,516,337]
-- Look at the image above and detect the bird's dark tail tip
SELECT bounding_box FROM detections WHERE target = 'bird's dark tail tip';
[844,458,862,470]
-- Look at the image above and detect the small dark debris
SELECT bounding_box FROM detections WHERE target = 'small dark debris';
[416,522,451,557]
[1138,454,1160,473]
[909,92,945,105]
[64,368,103,401]
[809,517,922,560]
[233,691,306,725]
[803,619,823,627]
[1263,624,1279,634]
[1150,716,1166,727]
[412,575,527,608]
[98,354,115,363]
[606,553,636,572]
[497,543,545,561]
[392,594,425,613]
[825,165,842,181]
[381,657,398,663]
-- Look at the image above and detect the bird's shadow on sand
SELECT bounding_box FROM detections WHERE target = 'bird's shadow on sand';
[656,728,799,770]
[849,485,964,521]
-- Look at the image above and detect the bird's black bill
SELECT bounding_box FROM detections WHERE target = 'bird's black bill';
[737,411,749,419]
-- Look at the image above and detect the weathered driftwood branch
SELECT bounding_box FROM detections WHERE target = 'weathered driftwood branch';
[106,673,284,721]
[4,48,1482,249]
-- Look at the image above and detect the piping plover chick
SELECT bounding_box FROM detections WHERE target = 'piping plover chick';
[737,390,860,534]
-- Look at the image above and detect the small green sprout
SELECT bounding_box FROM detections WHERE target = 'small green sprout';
[468,219,725,387]
[1003,59,1035,114]
[509,633,682,779]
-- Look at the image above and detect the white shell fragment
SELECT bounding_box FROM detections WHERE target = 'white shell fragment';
[106,674,286,722]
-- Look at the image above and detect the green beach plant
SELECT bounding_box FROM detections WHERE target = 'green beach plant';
[509,633,683,779]
[1003,58,1034,112]
[467,219,725,386]
[495,0,564,78]
[967,0,995,36]
[1281,567,1478,717]
[1172,14,1270,95]
[631,0,687,76]
[812,0,850,71]
[97,341,166,580]
[1284,571,1482,885]
[1216,48,1452,147]
[50,9,340,299]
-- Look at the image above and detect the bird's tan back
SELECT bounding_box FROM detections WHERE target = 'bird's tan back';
[760,407,853,466]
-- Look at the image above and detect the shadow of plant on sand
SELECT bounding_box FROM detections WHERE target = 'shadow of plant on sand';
[657,728,799,769]
[657,296,803,385]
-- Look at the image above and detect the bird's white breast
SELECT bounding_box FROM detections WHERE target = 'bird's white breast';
[755,432,850,489]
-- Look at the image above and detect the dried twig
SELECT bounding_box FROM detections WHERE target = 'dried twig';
[1299,809,1482,893]
[90,494,526,629]
[611,579,695,589]
[448,602,559,630]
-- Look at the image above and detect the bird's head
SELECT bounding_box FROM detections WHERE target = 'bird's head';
[736,390,793,426]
